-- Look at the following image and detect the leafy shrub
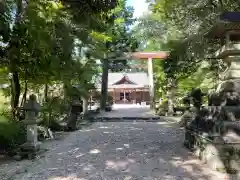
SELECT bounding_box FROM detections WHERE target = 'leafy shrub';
[0,115,26,151]
[0,95,26,151]
[158,99,168,110]
[156,99,168,115]
[107,95,113,105]
[40,97,67,131]
[40,117,64,131]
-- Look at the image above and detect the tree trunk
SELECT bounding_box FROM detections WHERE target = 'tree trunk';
[66,96,80,131]
[8,0,23,116]
[63,84,69,100]
[20,79,27,107]
[12,71,21,114]
[44,84,48,102]
[100,57,109,111]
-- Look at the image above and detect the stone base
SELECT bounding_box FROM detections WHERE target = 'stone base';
[185,130,240,173]
[216,79,240,93]
[179,110,194,127]
[207,155,226,172]
[20,142,41,159]
[191,143,228,172]
[201,144,219,162]
[20,142,41,151]
[16,148,47,160]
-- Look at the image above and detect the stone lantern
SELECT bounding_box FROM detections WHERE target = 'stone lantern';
[20,94,41,159]
[198,12,240,173]
[206,12,240,95]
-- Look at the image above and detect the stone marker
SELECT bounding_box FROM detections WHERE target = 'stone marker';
[48,128,54,139]
[66,95,82,131]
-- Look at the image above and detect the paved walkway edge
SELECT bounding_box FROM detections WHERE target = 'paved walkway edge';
[87,116,161,121]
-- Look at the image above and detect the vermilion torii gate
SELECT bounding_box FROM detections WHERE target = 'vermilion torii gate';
[130,52,169,109]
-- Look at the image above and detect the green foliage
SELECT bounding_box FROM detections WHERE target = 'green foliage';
[61,0,117,14]
[135,0,234,101]
[156,99,168,115]
[106,0,139,72]
[0,116,26,151]
[0,0,121,109]
[0,0,139,151]
[0,90,8,108]
[149,0,240,77]
[107,95,114,105]
[178,64,215,94]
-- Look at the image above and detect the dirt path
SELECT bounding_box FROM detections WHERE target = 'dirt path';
[8,120,228,180]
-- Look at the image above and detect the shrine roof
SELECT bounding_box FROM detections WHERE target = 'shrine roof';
[109,72,149,86]
[95,72,149,89]
[206,12,240,39]
[109,84,148,89]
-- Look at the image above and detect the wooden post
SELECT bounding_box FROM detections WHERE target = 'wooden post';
[113,88,115,104]
[142,89,144,102]
[134,89,136,104]
[148,57,155,110]
[123,89,126,103]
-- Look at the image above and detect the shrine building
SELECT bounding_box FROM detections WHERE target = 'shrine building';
[95,72,150,104]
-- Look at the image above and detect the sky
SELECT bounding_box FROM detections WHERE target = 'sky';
[126,0,149,18]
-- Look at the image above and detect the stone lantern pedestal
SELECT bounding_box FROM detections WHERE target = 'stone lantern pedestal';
[20,94,41,159]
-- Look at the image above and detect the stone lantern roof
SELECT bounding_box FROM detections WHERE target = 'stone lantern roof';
[205,12,240,59]
[205,12,240,39]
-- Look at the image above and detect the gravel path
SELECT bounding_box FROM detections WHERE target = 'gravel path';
[10,120,227,180]
[97,104,158,118]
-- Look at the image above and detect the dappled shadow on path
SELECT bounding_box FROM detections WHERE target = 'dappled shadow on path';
[12,121,227,180]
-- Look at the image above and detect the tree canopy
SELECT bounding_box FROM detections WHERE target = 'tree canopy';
[0,0,138,116]
[148,0,240,78]
[133,0,240,101]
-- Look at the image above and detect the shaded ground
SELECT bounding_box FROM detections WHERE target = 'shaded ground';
[9,120,227,180]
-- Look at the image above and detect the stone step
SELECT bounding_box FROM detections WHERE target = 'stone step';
[185,130,240,173]
[186,129,240,146]
[87,116,161,122]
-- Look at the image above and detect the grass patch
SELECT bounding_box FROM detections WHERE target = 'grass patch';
[0,90,26,152]
[0,116,26,152]
[0,90,7,104]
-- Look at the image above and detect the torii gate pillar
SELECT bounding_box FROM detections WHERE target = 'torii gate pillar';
[131,52,169,110]
[148,57,155,109]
